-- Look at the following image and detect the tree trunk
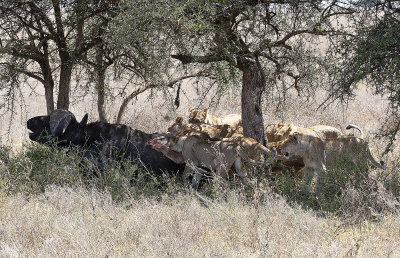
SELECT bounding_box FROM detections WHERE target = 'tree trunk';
[116,96,132,124]
[43,79,55,115]
[57,58,73,110]
[53,0,71,110]
[116,88,148,124]
[237,56,267,146]
[39,42,55,114]
[95,44,107,122]
[96,68,107,122]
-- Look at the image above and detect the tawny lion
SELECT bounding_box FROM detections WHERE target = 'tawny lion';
[265,123,343,147]
[150,127,276,189]
[188,108,242,130]
[281,132,386,191]
[168,117,242,140]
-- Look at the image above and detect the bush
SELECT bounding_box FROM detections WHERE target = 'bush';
[0,143,83,195]
[0,143,184,201]
[268,155,400,222]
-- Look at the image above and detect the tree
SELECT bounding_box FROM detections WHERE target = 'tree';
[325,1,400,153]
[82,3,120,122]
[117,0,356,144]
[0,0,115,114]
[105,7,213,124]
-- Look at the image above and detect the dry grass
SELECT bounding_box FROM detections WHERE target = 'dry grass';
[0,79,400,256]
[0,185,399,257]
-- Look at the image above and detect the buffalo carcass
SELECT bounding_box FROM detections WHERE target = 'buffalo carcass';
[27,109,184,177]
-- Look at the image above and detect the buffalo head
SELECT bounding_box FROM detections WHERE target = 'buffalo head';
[27,115,51,143]
[27,109,88,145]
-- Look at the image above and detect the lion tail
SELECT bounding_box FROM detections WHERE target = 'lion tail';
[346,124,364,139]
[365,146,386,170]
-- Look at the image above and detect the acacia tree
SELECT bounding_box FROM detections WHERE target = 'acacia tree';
[325,1,400,153]
[0,0,114,114]
[118,0,357,144]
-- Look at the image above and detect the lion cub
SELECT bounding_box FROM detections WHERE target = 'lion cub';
[188,108,242,130]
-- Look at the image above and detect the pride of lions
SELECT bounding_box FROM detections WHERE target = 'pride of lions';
[149,108,386,190]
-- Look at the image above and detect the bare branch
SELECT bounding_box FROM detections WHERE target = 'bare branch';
[116,71,208,123]
[15,68,44,83]
[271,29,326,50]
[171,54,228,65]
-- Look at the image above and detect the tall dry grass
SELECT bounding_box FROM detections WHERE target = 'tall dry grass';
[1,185,400,257]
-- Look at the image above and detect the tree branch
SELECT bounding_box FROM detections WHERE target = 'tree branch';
[171,54,227,65]
[116,71,208,123]
[270,29,326,50]
[15,68,44,83]
[26,2,56,36]
[52,0,66,44]
[0,44,43,63]
[116,86,153,123]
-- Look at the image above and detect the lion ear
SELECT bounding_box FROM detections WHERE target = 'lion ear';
[188,108,193,113]
[203,108,208,114]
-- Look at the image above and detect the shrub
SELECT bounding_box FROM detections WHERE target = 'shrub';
[0,143,184,201]
[267,155,400,222]
[0,143,83,195]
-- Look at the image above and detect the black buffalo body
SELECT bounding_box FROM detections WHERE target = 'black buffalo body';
[27,110,184,176]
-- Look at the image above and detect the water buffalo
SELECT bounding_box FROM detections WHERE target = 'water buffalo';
[27,109,184,176]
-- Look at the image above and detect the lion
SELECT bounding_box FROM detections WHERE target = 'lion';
[168,117,276,163]
[149,130,276,189]
[168,117,242,140]
[265,123,343,147]
[264,123,342,177]
[150,135,250,189]
[281,132,386,191]
[266,123,366,178]
[149,137,237,189]
[188,108,242,130]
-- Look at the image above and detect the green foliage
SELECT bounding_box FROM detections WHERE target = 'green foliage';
[268,155,400,222]
[0,143,82,195]
[339,15,400,94]
[327,10,400,152]
[114,0,348,102]
[0,143,184,201]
